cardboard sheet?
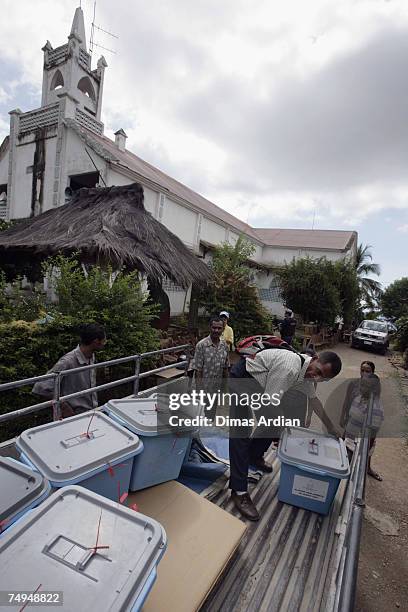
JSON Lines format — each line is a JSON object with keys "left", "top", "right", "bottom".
{"left": 127, "top": 481, "right": 246, "bottom": 612}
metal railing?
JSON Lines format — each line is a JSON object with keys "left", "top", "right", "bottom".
{"left": 0, "top": 344, "right": 192, "bottom": 423}
{"left": 337, "top": 393, "right": 375, "bottom": 612}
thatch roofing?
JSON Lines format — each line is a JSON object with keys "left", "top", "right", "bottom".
{"left": 0, "top": 183, "right": 210, "bottom": 287}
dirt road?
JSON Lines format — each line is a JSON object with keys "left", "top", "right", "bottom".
{"left": 319, "top": 344, "right": 408, "bottom": 611}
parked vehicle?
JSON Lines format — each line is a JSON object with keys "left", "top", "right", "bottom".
{"left": 351, "top": 320, "right": 391, "bottom": 354}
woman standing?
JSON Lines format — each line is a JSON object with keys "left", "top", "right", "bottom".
{"left": 340, "top": 361, "right": 384, "bottom": 481}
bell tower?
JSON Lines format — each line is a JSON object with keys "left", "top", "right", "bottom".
{"left": 41, "top": 7, "right": 107, "bottom": 122}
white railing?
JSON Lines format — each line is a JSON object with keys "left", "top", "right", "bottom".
{"left": 19, "top": 104, "right": 60, "bottom": 134}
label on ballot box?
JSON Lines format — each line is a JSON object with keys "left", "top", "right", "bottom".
{"left": 292, "top": 474, "right": 329, "bottom": 503}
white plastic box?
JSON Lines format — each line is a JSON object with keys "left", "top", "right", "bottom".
{"left": 104, "top": 396, "right": 197, "bottom": 491}
{"left": 0, "top": 486, "right": 167, "bottom": 611}
{"left": 278, "top": 427, "right": 350, "bottom": 515}
{"left": 16, "top": 412, "right": 143, "bottom": 502}
{"left": 0, "top": 457, "right": 50, "bottom": 533}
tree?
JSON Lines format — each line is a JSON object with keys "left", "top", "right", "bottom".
{"left": 275, "top": 257, "right": 359, "bottom": 325}
{"left": 276, "top": 257, "right": 341, "bottom": 325}
{"left": 381, "top": 278, "right": 408, "bottom": 321}
{"left": 355, "top": 244, "right": 382, "bottom": 308}
{"left": 199, "top": 236, "right": 271, "bottom": 339}
{"left": 42, "top": 255, "right": 160, "bottom": 358}
{"left": 331, "top": 259, "right": 360, "bottom": 324}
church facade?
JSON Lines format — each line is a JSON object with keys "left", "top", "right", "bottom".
{"left": 0, "top": 7, "right": 357, "bottom": 316}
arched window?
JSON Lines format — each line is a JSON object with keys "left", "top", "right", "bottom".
{"left": 77, "top": 76, "right": 96, "bottom": 101}
{"left": 50, "top": 69, "right": 64, "bottom": 90}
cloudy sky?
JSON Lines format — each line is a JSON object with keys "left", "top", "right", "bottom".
{"left": 1, "top": 0, "right": 407, "bottom": 287}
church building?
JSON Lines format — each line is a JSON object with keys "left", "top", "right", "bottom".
{"left": 0, "top": 7, "right": 357, "bottom": 316}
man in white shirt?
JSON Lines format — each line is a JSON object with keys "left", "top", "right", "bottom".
{"left": 229, "top": 349, "right": 342, "bottom": 520}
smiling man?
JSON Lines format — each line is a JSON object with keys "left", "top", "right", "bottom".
{"left": 229, "top": 349, "right": 342, "bottom": 521}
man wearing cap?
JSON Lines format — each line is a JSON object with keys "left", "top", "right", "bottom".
{"left": 279, "top": 310, "right": 297, "bottom": 346}
{"left": 220, "top": 311, "right": 235, "bottom": 351}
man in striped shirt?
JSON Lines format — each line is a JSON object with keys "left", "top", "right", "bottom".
{"left": 229, "top": 349, "right": 342, "bottom": 520}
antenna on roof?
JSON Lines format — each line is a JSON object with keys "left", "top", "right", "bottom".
{"left": 89, "top": 1, "right": 118, "bottom": 57}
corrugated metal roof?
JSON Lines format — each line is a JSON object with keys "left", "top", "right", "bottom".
{"left": 74, "top": 124, "right": 356, "bottom": 252}
{"left": 254, "top": 229, "right": 357, "bottom": 251}
{"left": 88, "top": 130, "right": 261, "bottom": 241}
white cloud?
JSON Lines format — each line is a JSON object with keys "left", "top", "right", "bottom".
{"left": 1, "top": 0, "right": 408, "bottom": 237}
{"left": 397, "top": 224, "right": 408, "bottom": 233}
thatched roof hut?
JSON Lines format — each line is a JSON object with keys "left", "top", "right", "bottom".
{"left": 0, "top": 183, "right": 210, "bottom": 287}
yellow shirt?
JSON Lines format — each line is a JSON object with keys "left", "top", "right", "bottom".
{"left": 222, "top": 324, "right": 234, "bottom": 350}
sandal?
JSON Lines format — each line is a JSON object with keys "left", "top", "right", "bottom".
{"left": 368, "top": 469, "right": 383, "bottom": 481}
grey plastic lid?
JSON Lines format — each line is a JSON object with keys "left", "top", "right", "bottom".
{"left": 16, "top": 412, "right": 142, "bottom": 484}
{"left": 106, "top": 395, "right": 199, "bottom": 436}
{"left": 0, "top": 457, "right": 49, "bottom": 524}
{"left": 278, "top": 427, "right": 350, "bottom": 478}
{"left": 0, "top": 486, "right": 166, "bottom": 612}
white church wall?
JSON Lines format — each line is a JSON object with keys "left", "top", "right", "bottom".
{"left": 142, "top": 185, "right": 158, "bottom": 216}
{"left": 261, "top": 300, "right": 286, "bottom": 317}
{"left": 64, "top": 129, "right": 103, "bottom": 178}
{"left": 167, "top": 290, "right": 188, "bottom": 316}
{"left": 161, "top": 197, "right": 197, "bottom": 248}
{"left": 0, "top": 151, "right": 8, "bottom": 184}
{"left": 11, "top": 141, "right": 36, "bottom": 218}
{"left": 42, "top": 136, "right": 58, "bottom": 212}
{"left": 255, "top": 270, "right": 274, "bottom": 289}
{"left": 108, "top": 167, "right": 157, "bottom": 216}
{"left": 201, "top": 217, "right": 227, "bottom": 244}
{"left": 261, "top": 245, "right": 346, "bottom": 266}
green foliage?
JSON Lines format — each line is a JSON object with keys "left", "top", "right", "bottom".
{"left": 276, "top": 257, "right": 359, "bottom": 325}
{"left": 0, "top": 271, "right": 12, "bottom": 322}
{"left": 199, "top": 236, "right": 272, "bottom": 339}
{"left": 355, "top": 243, "right": 382, "bottom": 309}
{"left": 42, "top": 255, "right": 160, "bottom": 359}
{"left": 276, "top": 257, "right": 339, "bottom": 325}
{"left": 381, "top": 278, "right": 408, "bottom": 321}
{"left": 394, "top": 316, "right": 408, "bottom": 352}
{"left": 0, "top": 255, "right": 161, "bottom": 441}
{"left": 0, "top": 219, "right": 13, "bottom": 232}
{"left": 331, "top": 259, "right": 360, "bottom": 324}
{"left": 0, "top": 278, "right": 45, "bottom": 323}
{"left": 0, "top": 319, "right": 76, "bottom": 439}
{"left": 291, "top": 336, "right": 303, "bottom": 352}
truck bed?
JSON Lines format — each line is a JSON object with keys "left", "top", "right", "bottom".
{"left": 200, "top": 446, "right": 358, "bottom": 612}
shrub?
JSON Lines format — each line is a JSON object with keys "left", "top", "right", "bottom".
{"left": 394, "top": 316, "right": 408, "bottom": 352}
{"left": 276, "top": 257, "right": 360, "bottom": 326}
{"left": 381, "top": 278, "right": 408, "bottom": 321}
{"left": 0, "top": 256, "right": 161, "bottom": 442}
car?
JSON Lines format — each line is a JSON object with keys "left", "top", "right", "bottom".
{"left": 351, "top": 320, "right": 391, "bottom": 355}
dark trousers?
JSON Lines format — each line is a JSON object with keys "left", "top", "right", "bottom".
{"left": 228, "top": 368, "right": 276, "bottom": 492}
